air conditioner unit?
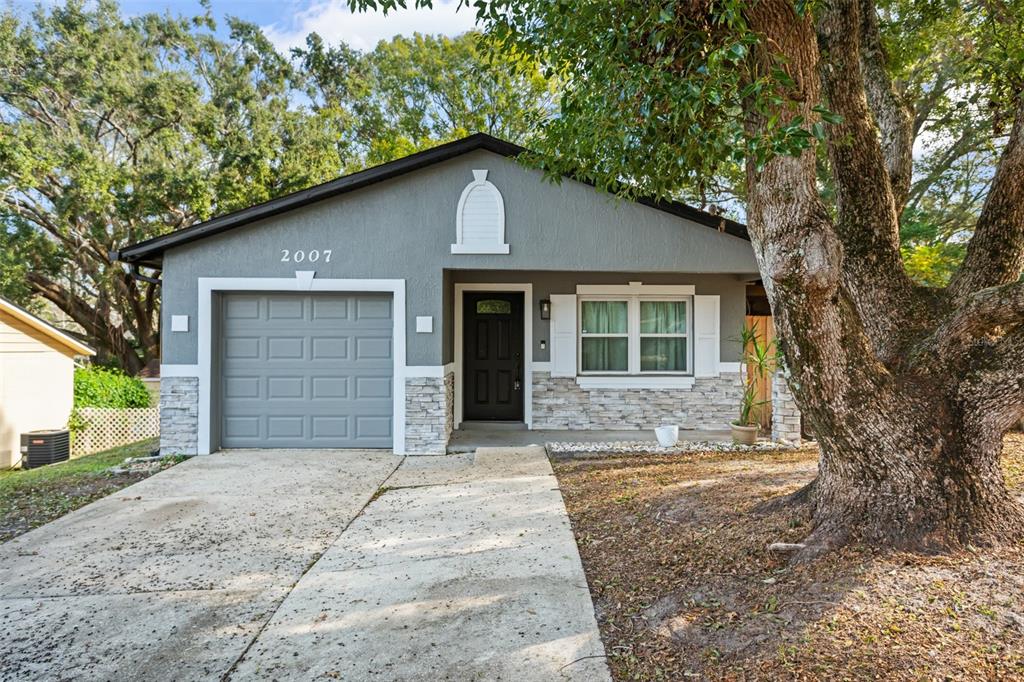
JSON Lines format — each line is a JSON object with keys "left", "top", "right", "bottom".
{"left": 20, "top": 429, "right": 71, "bottom": 469}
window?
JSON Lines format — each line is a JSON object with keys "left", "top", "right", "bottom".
{"left": 640, "top": 300, "right": 688, "bottom": 372}
{"left": 476, "top": 299, "right": 511, "bottom": 315}
{"left": 580, "top": 300, "right": 629, "bottom": 372}
{"left": 579, "top": 296, "right": 691, "bottom": 374}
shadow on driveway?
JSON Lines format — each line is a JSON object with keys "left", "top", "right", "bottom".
{"left": 1, "top": 447, "right": 609, "bottom": 681}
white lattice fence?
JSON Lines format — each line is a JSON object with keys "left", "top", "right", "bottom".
{"left": 72, "top": 407, "right": 160, "bottom": 457}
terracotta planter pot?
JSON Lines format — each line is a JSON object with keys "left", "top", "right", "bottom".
{"left": 730, "top": 423, "right": 758, "bottom": 445}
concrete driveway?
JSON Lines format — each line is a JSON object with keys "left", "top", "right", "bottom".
{"left": 0, "top": 447, "right": 608, "bottom": 681}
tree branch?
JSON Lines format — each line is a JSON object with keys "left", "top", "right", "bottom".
{"left": 911, "top": 68, "right": 950, "bottom": 138}
{"left": 956, "top": 325, "right": 1024, "bottom": 435}
{"left": 816, "top": 0, "right": 919, "bottom": 359}
{"left": 905, "top": 128, "right": 980, "bottom": 212}
{"left": 27, "top": 271, "right": 143, "bottom": 373}
{"left": 949, "top": 95, "right": 1024, "bottom": 299}
{"left": 857, "top": 0, "right": 914, "bottom": 212}
{"left": 934, "top": 281, "right": 1024, "bottom": 356}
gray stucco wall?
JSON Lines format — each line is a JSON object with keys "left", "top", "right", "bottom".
{"left": 160, "top": 149, "right": 757, "bottom": 366}
{"left": 443, "top": 270, "right": 748, "bottom": 365}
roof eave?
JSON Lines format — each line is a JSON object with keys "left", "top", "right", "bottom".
{"left": 0, "top": 298, "right": 96, "bottom": 357}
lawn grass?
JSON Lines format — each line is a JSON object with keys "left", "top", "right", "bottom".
{"left": 0, "top": 438, "right": 171, "bottom": 542}
{"left": 0, "top": 438, "right": 157, "bottom": 489}
{"left": 554, "top": 433, "right": 1024, "bottom": 681}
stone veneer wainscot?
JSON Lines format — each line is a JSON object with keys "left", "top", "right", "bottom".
{"left": 404, "top": 372, "right": 455, "bottom": 454}
{"left": 531, "top": 371, "right": 742, "bottom": 431}
{"left": 160, "top": 376, "right": 199, "bottom": 455}
{"left": 771, "top": 370, "right": 802, "bottom": 443}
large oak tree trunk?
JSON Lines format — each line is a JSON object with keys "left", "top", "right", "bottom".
{"left": 744, "top": 0, "right": 1024, "bottom": 554}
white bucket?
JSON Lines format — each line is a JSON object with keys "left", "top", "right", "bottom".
{"left": 654, "top": 425, "right": 679, "bottom": 448}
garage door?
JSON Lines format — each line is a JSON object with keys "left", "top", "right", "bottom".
{"left": 218, "top": 293, "right": 393, "bottom": 449}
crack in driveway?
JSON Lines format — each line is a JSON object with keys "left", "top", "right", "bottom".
{"left": 0, "top": 448, "right": 608, "bottom": 681}
{"left": 220, "top": 455, "right": 405, "bottom": 681}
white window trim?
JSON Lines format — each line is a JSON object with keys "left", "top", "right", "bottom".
{"left": 577, "top": 282, "right": 695, "bottom": 296}
{"left": 576, "top": 376, "right": 696, "bottom": 390}
{"left": 576, "top": 286, "right": 693, "bottom": 377}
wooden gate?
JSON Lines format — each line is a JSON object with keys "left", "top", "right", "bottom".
{"left": 744, "top": 315, "right": 775, "bottom": 430}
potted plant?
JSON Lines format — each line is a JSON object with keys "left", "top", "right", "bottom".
{"left": 731, "top": 321, "right": 777, "bottom": 445}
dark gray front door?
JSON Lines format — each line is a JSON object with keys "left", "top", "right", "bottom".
{"left": 463, "top": 292, "right": 524, "bottom": 421}
{"left": 218, "top": 293, "right": 393, "bottom": 449}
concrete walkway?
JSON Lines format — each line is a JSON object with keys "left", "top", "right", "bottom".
{"left": 0, "top": 447, "right": 608, "bottom": 681}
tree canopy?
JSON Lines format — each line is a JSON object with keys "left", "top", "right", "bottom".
{"left": 0, "top": 0, "right": 1016, "bottom": 375}
{"left": 0, "top": 1, "right": 555, "bottom": 371}
{"left": 295, "top": 30, "right": 557, "bottom": 165}
{"left": 0, "top": 1, "right": 344, "bottom": 370}
{"left": 350, "top": 0, "right": 1024, "bottom": 551}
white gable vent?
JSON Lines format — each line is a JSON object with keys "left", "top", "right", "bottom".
{"left": 451, "top": 169, "right": 509, "bottom": 254}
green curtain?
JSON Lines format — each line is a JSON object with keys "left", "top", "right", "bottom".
{"left": 581, "top": 301, "right": 628, "bottom": 333}
{"left": 641, "top": 338, "right": 687, "bottom": 371}
{"left": 582, "top": 337, "right": 628, "bottom": 371}
{"left": 640, "top": 301, "right": 686, "bottom": 333}
{"left": 581, "top": 301, "right": 628, "bottom": 371}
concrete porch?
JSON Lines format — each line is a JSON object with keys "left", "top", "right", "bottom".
{"left": 447, "top": 421, "right": 733, "bottom": 453}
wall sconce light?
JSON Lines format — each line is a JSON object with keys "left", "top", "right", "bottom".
{"left": 539, "top": 299, "right": 551, "bottom": 320}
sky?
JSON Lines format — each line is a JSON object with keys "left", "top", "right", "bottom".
{"left": 14, "top": 0, "right": 479, "bottom": 53}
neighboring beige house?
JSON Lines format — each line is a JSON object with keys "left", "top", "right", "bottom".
{"left": 0, "top": 297, "right": 94, "bottom": 468}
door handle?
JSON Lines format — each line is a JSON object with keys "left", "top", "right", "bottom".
{"left": 514, "top": 353, "right": 522, "bottom": 391}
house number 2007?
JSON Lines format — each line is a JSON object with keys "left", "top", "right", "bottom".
{"left": 280, "top": 249, "right": 332, "bottom": 263}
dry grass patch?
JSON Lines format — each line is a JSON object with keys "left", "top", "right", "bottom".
{"left": 554, "top": 433, "right": 1024, "bottom": 680}
{"left": 0, "top": 438, "right": 178, "bottom": 542}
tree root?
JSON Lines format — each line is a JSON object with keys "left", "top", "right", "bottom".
{"left": 752, "top": 477, "right": 817, "bottom": 516}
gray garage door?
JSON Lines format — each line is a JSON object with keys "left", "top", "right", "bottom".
{"left": 218, "top": 293, "right": 393, "bottom": 449}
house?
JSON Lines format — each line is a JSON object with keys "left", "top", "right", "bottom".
{"left": 0, "top": 297, "right": 95, "bottom": 467}
{"left": 114, "top": 134, "right": 777, "bottom": 456}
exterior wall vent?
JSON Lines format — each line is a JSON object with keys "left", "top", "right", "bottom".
{"left": 451, "top": 169, "right": 510, "bottom": 254}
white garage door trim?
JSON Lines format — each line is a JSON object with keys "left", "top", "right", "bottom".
{"left": 197, "top": 276, "right": 407, "bottom": 456}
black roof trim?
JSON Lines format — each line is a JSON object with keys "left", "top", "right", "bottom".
{"left": 114, "top": 133, "right": 748, "bottom": 268}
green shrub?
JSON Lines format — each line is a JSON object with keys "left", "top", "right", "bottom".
{"left": 73, "top": 366, "right": 151, "bottom": 409}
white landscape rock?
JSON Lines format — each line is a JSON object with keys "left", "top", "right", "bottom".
{"left": 546, "top": 438, "right": 803, "bottom": 457}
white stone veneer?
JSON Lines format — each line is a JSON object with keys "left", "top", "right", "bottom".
{"left": 404, "top": 372, "right": 454, "bottom": 454}
{"left": 160, "top": 376, "right": 199, "bottom": 455}
{"left": 771, "top": 370, "right": 802, "bottom": 443}
{"left": 531, "top": 371, "right": 742, "bottom": 431}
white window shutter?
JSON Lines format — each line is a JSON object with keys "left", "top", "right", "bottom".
{"left": 693, "top": 295, "right": 720, "bottom": 377}
{"left": 549, "top": 294, "right": 578, "bottom": 377}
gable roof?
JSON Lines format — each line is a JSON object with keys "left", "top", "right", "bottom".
{"left": 113, "top": 133, "right": 749, "bottom": 268}
{"left": 0, "top": 297, "right": 95, "bottom": 357}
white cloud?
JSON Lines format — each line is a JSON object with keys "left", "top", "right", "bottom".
{"left": 263, "top": 0, "right": 478, "bottom": 54}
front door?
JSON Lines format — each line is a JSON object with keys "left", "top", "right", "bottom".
{"left": 463, "top": 292, "right": 524, "bottom": 421}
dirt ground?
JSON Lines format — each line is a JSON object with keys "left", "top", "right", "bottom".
{"left": 0, "top": 438, "right": 176, "bottom": 543}
{"left": 554, "top": 433, "right": 1024, "bottom": 680}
